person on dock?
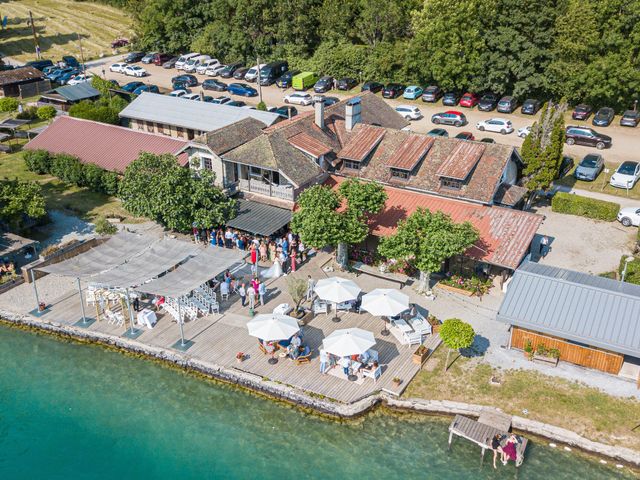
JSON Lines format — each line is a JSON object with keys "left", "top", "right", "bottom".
{"left": 238, "top": 283, "right": 247, "bottom": 307}
{"left": 257, "top": 280, "right": 266, "bottom": 306}
{"left": 306, "top": 275, "right": 315, "bottom": 302}
{"left": 491, "top": 434, "right": 504, "bottom": 469}
{"left": 501, "top": 435, "right": 518, "bottom": 465}
{"left": 247, "top": 284, "right": 256, "bottom": 310}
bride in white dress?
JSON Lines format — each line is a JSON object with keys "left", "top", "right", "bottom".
{"left": 261, "top": 257, "right": 283, "bottom": 279}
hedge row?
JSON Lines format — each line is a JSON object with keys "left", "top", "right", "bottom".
{"left": 23, "top": 149, "right": 119, "bottom": 196}
{"left": 551, "top": 192, "right": 620, "bottom": 221}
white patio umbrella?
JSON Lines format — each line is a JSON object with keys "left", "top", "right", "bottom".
{"left": 314, "top": 277, "right": 361, "bottom": 322}
{"left": 322, "top": 328, "right": 376, "bottom": 357}
{"left": 361, "top": 288, "right": 409, "bottom": 336}
{"left": 246, "top": 314, "right": 300, "bottom": 342}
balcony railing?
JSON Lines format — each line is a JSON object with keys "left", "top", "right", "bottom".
{"left": 238, "top": 179, "right": 294, "bottom": 201}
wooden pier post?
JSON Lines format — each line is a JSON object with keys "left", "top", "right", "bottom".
{"left": 448, "top": 430, "right": 453, "bottom": 452}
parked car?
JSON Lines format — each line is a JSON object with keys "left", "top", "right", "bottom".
{"left": 431, "top": 110, "right": 467, "bottom": 127}
{"left": 233, "top": 67, "right": 250, "bottom": 80}
{"left": 592, "top": 107, "right": 615, "bottom": 127}
{"left": 476, "top": 117, "right": 513, "bottom": 134}
{"left": 382, "top": 84, "right": 405, "bottom": 99}
{"left": 244, "top": 64, "right": 266, "bottom": 82}
{"left": 454, "top": 132, "right": 475, "bottom": 141}
{"left": 558, "top": 155, "right": 575, "bottom": 178}
{"left": 478, "top": 93, "right": 499, "bottom": 112}
{"left": 121, "top": 81, "right": 145, "bottom": 93}
{"left": 201, "top": 96, "right": 215, "bottom": 103}
{"left": 260, "top": 61, "right": 289, "bottom": 86}
{"left": 211, "top": 96, "right": 231, "bottom": 105}
{"left": 132, "top": 84, "right": 159, "bottom": 95}
{"left": 141, "top": 52, "right": 157, "bottom": 64}
{"left": 184, "top": 55, "right": 212, "bottom": 73}
{"left": 26, "top": 59, "right": 54, "bottom": 71}
{"left": 196, "top": 59, "right": 220, "bottom": 75}
{"left": 227, "top": 100, "right": 246, "bottom": 107}
{"left": 123, "top": 65, "right": 147, "bottom": 77}
{"left": 49, "top": 67, "right": 76, "bottom": 81}
{"left": 162, "top": 57, "right": 179, "bottom": 69}
{"left": 459, "top": 92, "right": 479, "bottom": 108}
{"left": 572, "top": 104, "right": 593, "bottom": 121}
{"left": 67, "top": 74, "right": 92, "bottom": 85}
{"left": 314, "top": 76, "right": 334, "bottom": 94}
{"left": 610, "top": 161, "right": 640, "bottom": 189}
{"left": 269, "top": 106, "right": 298, "bottom": 118}
{"left": 617, "top": 207, "right": 640, "bottom": 227}
{"left": 58, "top": 70, "right": 80, "bottom": 85}
{"left": 108, "top": 79, "right": 120, "bottom": 88}
{"left": 182, "top": 93, "right": 201, "bottom": 101}
{"left": 171, "top": 74, "right": 197, "bottom": 86}
{"left": 402, "top": 86, "right": 423, "bottom": 100}
{"left": 154, "top": 53, "right": 173, "bottom": 66}
{"left": 521, "top": 98, "right": 541, "bottom": 115}
{"left": 275, "top": 69, "right": 300, "bottom": 88}
{"left": 396, "top": 105, "right": 423, "bottom": 120}
{"left": 284, "top": 93, "right": 313, "bottom": 106}
{"left": 427, "top": 128, "right": 449, "bottom": 137}
{"left": 172, "top": 80, "right": 190, "bottom": 91}
{"left": 565, "top": 126, "right": 612, "bottom": 149}
{"left": 361, "top": 81, "right": 384, "bottom": 93}
{"left": 109, "top": 63, "right": 126, "bottom": 73}
{"left": 202, "top": 79, "right": 227, "bottom": 91}
{"left": 175, "top": 53, "right": 200, "bottom": 70}
{"left": 442, "top": 91, "right": 461, "bottom": 106}
{"left": 205, "top": 64, "right": 227, "bottom": 77}
{"left": 43, "top": 66, "right": 59, "bottom": 76}
{"left": 169, "top": 89, "right": 190, "bottom": 97}
{"left": 620, "top": 110, "right": 640, "bottom": 128}
{"left": 227, "top": 83, "right": 258, "bottom": 96}
{"left": 421, "top": 85, "right": 442, "bottom": 103}
{"left": 517, "top": 125, "right": 531, "bottom": 138}
{"left": 323, "top": 96, "right": 340, "bottom": 106}
{"left": 497, "top": 96, "right": 517, "bottom": 113}
{"left": 61, "top": 56, "right": 80, "bottom": 68}
{"left": 220, "top": 62, "right": 244, "bottom": 78}
{"left": 337, "top": 78, "right": 358, "bottom": 91}
{"left": 124, "top": 52, "right": 145, "bottom": 63}
{"left": 479, "top": 137, "right": 495, "bottom": 144}
{"left": 293, "top": 72, "right": 319, "bottom": 91}
{"left": 574, "top": 153, "right": 604, "bottom": 181}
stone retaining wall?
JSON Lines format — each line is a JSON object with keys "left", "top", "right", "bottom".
{"left": 1, "top": 308, "right": 638, "bottom": 467}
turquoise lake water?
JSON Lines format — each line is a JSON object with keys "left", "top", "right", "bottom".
{"left": 0, "top": 325, "right": 634, "bottom": 479}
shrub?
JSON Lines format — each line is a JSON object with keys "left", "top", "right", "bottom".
{"left": 16, "top": 105, "right": 38, "bottom": 120}
{"left": 69, "top": 100, "right": 120, "bottom": 125}
{"left": 23, "top": 149, "right": 51, "bottom": 174}
{"left": 94, "top": 216, "right": 118, "bottom": 235}
{"left": 82, "top": 163, "right": 105, "bottom": 190}
{"left": 551, "top": 192, "right": 619, "bottom": 221}
{"left": 256, "top": 101, "right": 267, "bottom": 111}
{"left": 619, "top": 255, "right": 640, "bottom": 286}
{"left": 36, "top": 105, "right": 57, "bottom": 121}
{"left": 51, "top": 153, "right": 84, "bottom": 185}
{"left": 0, "top": 97, "right": 19, "bottom": 112}
{"left": 101, "top": 171, "right": 120, "bottom": 196}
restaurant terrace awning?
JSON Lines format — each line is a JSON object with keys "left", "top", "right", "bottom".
{"left": 226, "top": 199, "right": 292, "bottom": 236}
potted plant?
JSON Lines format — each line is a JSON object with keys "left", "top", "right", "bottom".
{"left": 523, "top": 339, "right": 534, "bottom": 360}
{"left": 286, "top": 277, "right": 309, "bottom": 322}
{"left": 236, "top": 352, "right": 245, "bottom": 363}
{"left": 412, "top": 344, "right": 429, "bottom": 365}
{"left": 533, "top": 343, "right": 560, "bottom": 366}
{"left": 392, "top": 377, "right": 402, "bottom": 387}
{"left": 427, "top": 314, "right": 441, "bottom": 334}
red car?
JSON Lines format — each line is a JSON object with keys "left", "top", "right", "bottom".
{"left": 459, "top": 92, "right": 479, "bottom": 108}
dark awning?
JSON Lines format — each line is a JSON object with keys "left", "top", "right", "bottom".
{"left": 227, "top": 199, "right": 292, "bottom": 236}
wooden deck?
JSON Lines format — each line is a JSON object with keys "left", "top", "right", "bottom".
{"left": 30, "top": 282, "right": 436, "bottom": 404}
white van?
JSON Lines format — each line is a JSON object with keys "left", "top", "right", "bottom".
{"left": 244, "top": 64, "right": 266, "bottom": 82}
{"left": 184, "top": 55, "right": 211, "bottom": 73}
{"left": 196, "top": 58, "right": 221, "bottom": 75}
{"left": 175, "top": 52, "right": 200, "bottom": 70}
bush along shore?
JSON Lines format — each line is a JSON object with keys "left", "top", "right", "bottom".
{"left": 1, "top": 309, "right": 639, "bottom": 468}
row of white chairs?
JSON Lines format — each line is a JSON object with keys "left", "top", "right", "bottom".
{"left": 104, "top": 309, "right": 124, "bottom": 327}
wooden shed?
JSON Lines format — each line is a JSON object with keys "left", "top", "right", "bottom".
{"left": 0, "top": 67, "right": 46, "bottom": 97}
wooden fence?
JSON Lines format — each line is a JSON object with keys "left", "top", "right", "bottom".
{"left": 510, "top": 327, "right": 624, "bottom": 374}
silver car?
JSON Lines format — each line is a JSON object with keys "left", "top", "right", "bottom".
{"left": 574, "top": 153, "right": 604, "bottom": 181}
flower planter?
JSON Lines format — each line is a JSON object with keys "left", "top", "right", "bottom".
{"left": 435, "top": 283, "right": 475, "bottom": 297}
{"left": 412, "top": 346, "right": 430, "bottom": 365}
{"left": 533, "top": 353, "right": 559, "bottom": 367}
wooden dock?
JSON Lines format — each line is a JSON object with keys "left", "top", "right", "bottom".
{"left": 448, "top": 409, "right": 528, "bottom": 467}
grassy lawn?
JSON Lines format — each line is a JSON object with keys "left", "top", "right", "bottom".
{"left": 405, "top": 347, "right": 640, "bottom": 451}
{"left": 555, "top": 162, "right": 640, "bottom": 201}
{"left": 0, "top": 148, "right": 139, "bottom": 222}
{"left": 0, "top": 0, "right": 132, "bottom": 63}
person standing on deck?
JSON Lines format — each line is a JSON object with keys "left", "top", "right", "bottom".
{"left": 306, "top": 275, "right": 315, "bottom": 302}
{"left": 238, "top": 283, "right": 247, "bottom": 307}
{"left": 247, "top": 284, "right": 256, "bottom": 310}
{"left": 257, "top": 280, "right": 266, "bottom": 306}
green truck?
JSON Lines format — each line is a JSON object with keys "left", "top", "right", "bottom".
{"left": 292, "top": 72, "right": 319, "bottom": 91}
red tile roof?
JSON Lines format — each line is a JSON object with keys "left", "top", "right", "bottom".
{"left": 336, "top": 125, "right": 386, "bottom": 161}
{"left": 436, "top": 142, "right": 486, "bottom": 180}
{"left": 25, "top": 116, "right": 188, "bottom": 173}
{"left": 386, "top": 134, "right": 434, "bottom": 171}
{"left": 325, "top": 175, "right": 542, "bottom": 269}
{"left": 288, "top": 132, "right": 332, "bottom": 158}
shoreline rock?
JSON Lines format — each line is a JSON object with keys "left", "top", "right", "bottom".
{"left": 1, "top": 308, "right": 639, "bottom": 467}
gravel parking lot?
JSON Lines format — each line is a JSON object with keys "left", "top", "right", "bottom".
{"left": 88, "top": 58, "right": 640, "bottom": 168}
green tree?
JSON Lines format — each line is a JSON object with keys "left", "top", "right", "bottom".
{"left": 82, "top": 163, "right": 106, "bottom": 191}
{"left": 51, "top": 154, "right": 84, "bottom": 185}
{"left": 521, "top": 101, "right": 566, "bottom": 193}
{"left": 36, "top": 106, "right": 57, "bottom": 121}
{"left": 94, "top": 216, "right": 118, "bottom": 235}
{"left": 23, "top": 149, "right": 51, "bottom": 174}
{"left": 0, "top": 97, "right": 19, "bottom": 112}
{"left": 378, "top": 208, "right": 479, "bottom": 294}
{"left": 0, "top": 179, "right": 46, "bottom": 230}
{"left": 439, "top": 318, "right": 475, "bottom": 372}
{"left": 291, "top": 179, "right": 386, "bottom": 269}
{"left": 101, "top": 171, "right": 120, "bottom": 196}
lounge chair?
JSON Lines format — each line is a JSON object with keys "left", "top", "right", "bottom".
{"left": 295, "top": 350, "right": 312, "bottom": 365}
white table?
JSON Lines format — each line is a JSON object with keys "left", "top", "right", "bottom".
{"left": 273, "top": 303, "right": 293, "bottom": 315}
{"left": 136, "top": 309, "right": 157, "bottom": 329}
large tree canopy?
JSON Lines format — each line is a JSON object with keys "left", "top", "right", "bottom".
{"left": 0, "top": 179, "right": 46, "bottom": 230}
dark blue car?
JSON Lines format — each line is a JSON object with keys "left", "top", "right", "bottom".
{"left": 227, "top": 83, "right": 258, "bottom": 97}
{"left": 171, "top": 74, "right": 198, "bottom": 87}
{"left": 132, "top": 84, "right": 160, "bottom": 95}
{"left": 47, "top": 67, "right": 74, "bottom": 82}
{"left": 58, "top": 70, "right": 80, "bottom": 85}
{"left": 121, "top": 81, "right": 145, "bottom": 93}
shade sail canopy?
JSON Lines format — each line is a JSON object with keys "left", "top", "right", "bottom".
{"left": 361, "top": 289, "right": 409, "bottom": 317}
{"left": 314, "top": 277, "right": 361, "bottom": 304}
{"left": 36, "top": 232, "right": 157, "bottom": 279}
{"left": 226, "top": 199, "right": 292, "bottom": 236}
{"left": 322, "top": 328, "right": 376, "bottom": 357}
{"left": 246, "top": 314, "right": 300, "bottom": 341}
{"left": 136, "top": 247, "right": 247, "bottom": 298}
{"left": 89, "top": 238, "right": 200, "bottom": 288}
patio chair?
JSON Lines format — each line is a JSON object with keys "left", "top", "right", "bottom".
{"left": 295, "top": 350, "right": 312, "bottom": 365}
{"left": 313, "top": 299, "right": 329, "bottom": 315}
{"left": 362, "top": 364, "right": 382, "bottom": 382}
{"left": 220, "top": 282, "right": 229, "bottom": 301}
{"left": 210, "top": 300, "right": 220, "bottom": 314}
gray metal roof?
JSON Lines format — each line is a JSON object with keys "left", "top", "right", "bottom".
{"left": 226, "top": 199, "right": 292, "bottom": 236}
{"left": 497, "top": 261, "right": 640, "bottom": 357}
{"left": 119, "top": 92, "right": 281, "bottom": 132}
{"left": 53, "top": 83, "right": 100, "bottom": 102}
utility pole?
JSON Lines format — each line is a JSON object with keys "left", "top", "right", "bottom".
{"left": 28, "top": 11, "right": 41, "bottom": 59}
{"left": 256, "top": 56, "right": 263, "bottom": 104}
{"left": 77, "top": 33, "right": 86, "bottom": 73}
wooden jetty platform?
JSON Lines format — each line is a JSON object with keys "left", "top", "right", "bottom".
{"left": 448, "top": 408, "right": 528, "bottom": 467}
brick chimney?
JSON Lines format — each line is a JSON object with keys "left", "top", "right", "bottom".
{"left": 345, "top": 97, "right": 362, "bottom": 131}
{"left": 314, "top": 95, "right": 325, "bottom": 129}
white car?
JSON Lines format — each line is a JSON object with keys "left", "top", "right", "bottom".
{"left": 67, "top": 74, "right": 91, "bottom": 85}
{"left": 244, "top": 64, "right": 266, "bottom": 82}
{"left": 517, "top": 125, "right": 531, "bottom": 138}
{"left": 395, "top": 105, "right": 423, "bottom": 121}
{"left": 123, "top": 65, "right": 147, "bottom": 77}
{"left": 182, "top": 93, "right": 201, "bottom": 101}
{"left": 205, "top": 64, "right": 227, "bottom": 76}
{"left": 169, "top": 89, "right": 190, "bottom": 97}
{"left": 109, "top": 63, "right": 126, "bottom": 73}
{"left": 610, "top": 161, "right": 640, "bottom": 189}
{"left": 284, "top": 93, "right": 313, "bottom": 106}
{"left": 476, "top": 117, "right": 514, "bottom": 134}
{"left": 196, "top": 59, "right": 220, "bottom": 75}
{"left": 617, "top": 207, "right": 640, "bottom": 227}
